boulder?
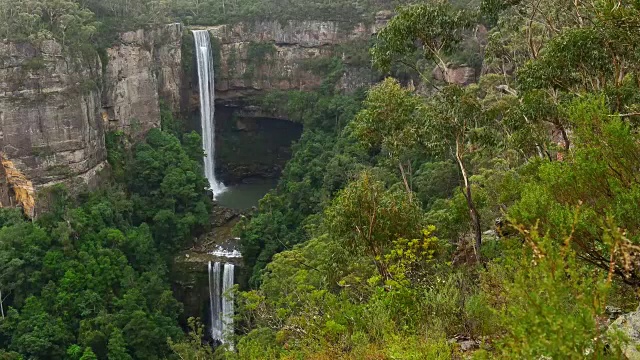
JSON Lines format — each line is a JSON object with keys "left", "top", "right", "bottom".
{"left": 608, "top": 307, "right": 640, "bottom": 360}
{"left": 432, "top": 64, "right": 476, "bottom": 85}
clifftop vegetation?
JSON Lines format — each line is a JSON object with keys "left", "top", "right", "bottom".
{"left": 0, "top": 0, "right": 416, "bottom": 50}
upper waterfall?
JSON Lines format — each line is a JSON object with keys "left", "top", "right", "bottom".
{"left": 192, "top": 30, "right": 226, "bottom": 196}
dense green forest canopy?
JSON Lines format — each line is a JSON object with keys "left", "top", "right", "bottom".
{"left": 0, "top": 125, "right": 213, "bottom": 359}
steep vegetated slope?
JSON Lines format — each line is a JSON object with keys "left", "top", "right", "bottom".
{"left": 200, "top": 0, "right": 640, "bottom": 359}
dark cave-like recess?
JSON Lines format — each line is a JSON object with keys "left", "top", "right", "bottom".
{"left": 214, "top": 105, "right": 303, "bottom": 185}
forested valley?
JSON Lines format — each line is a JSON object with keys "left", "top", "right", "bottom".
{"left": 2, "top": 0, "right": 640, "bottom": 359}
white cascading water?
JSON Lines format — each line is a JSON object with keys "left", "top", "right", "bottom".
{"left": 208, "top": 261, "right": 223, "bottom": 341}
{"left": 192, "top": 30, "right": 225, "bottom": 196}
{"left": 222, "top": 263, "right": 235, "bottom": 349}
{"left": 208, "top": 261, "right": 235, "bottom": 346}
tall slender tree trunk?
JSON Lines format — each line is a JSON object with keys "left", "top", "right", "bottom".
{"left": 398, "top": 161, "right": 413, "bottom": 203}
{"left": 0, "top": 289, "right": 4, "bottom": 319}
{"left": 455, "top": 137, "right": 482, "bottom": 261}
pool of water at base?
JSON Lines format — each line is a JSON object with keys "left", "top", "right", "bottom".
{"left": 214, "top": 179, "right": 278, "bottom": 210}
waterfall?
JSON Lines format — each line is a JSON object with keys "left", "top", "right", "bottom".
{"left": 208, "top": 261, "right": 222, "bottom": 341}
{"left": 192, "top": 30, "right": 225, "bottom": 196}
{"left": 222, "top": 263, "right": 235, "bottom": 348}
{"left": 208, "top": 261, "right": 235, "bottom": 346}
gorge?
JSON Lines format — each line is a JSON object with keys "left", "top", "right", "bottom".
{"left": 0, "top": 18, "right": 382, "bottom": 212}
{"left": 4, "top": 0, "right": 640, "bottom": 358}
{"left": 0, "top": 18, "right": 379, "bottom": 347}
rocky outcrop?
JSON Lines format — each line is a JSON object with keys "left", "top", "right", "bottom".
{"left": 102, "top": 23, "right": 184, "bottom": 138}
{"left": 0, "top": 25, "right": 185, "bottom": 211}
{"left": 609, "top": 307, "right": 640, "bottom": 359}
{"left": 432, "top": 63, "right": 477, "bottom": 86}
{"left": 0, "top": 154, "right": 36, "bottom": 217}
{"left": 0, "top": 40, "right": 107, "bottom": 196}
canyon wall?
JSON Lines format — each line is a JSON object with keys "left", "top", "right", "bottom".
{"left": 102, "top": 23, "right": 184, "bottom": 138}
{"left": 189, "top": 17, "right": 389, "bottom": 183}
{"left": 0, "top": 24, "right": 185, "bottom": 214}
{"left": 0, "top": 18, "right": 384, "bottom": 210}
{"left": 0, "top": 40, "right": 107, "bottom": 198}
{"left": 195, "top": 15, "right": 389, "bottom": 106}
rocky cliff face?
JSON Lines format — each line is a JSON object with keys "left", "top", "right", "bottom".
{"left": 194, "top": 15, "right": 389, "bottom": 106}
{"left": 0, "top": 25, "right": 185, "bottom": 214}
{"left": 0, "top": 18, "right": 382, "bottom": 210}
{"left": 0, "top": 40, "right": 107, "bottom": 200}
{"left": 102, "top": 23, "right": 184, "bottom": 138}
{"left": 188, "top": 17, "right": 388, "bottom": 184}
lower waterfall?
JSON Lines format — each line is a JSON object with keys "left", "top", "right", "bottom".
{"left": 208, "top": 261, "right": 235, "bottom": 346}
{"left": 222, "top": 263, "right": 235, "bottom": 350}
{"left": 208, "top": 262, "right": 222, "bottom": 341}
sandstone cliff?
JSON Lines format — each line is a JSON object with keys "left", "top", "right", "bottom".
{"left": 195, "top": 16, "right": 389, "bottom": 105}
{"left": 0, "top": 40, "right": 107, "bottom": 196}
{"left": 0, "top": 154, "right": 36, "bottom": 218}
{"left": 0, "top": 24, "right": 185, "bottom": 214}
{"left": 0, "top": 18, "right": 383, "bottom": 211}
{"left": 102, "top": 23, "right": 184, "bottom": 138}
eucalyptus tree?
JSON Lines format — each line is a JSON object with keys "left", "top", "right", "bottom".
{"left": 352, "top": 78, "right": 426, "bottom": 202}
{"left": 517, "top": 1, "right": 640, "bottom": 108}
{"left": 371, "top": 2, "right": 475, "bottom": 80}
{"left": 365, "top": 2, "right": 493, "bottom": 258}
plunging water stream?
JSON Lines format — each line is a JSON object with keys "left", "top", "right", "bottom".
{"left": 193, "top": 30, "right": 225, "bottom": 196}
{"left": 208, "top": 261, "right": 235, "bottom": 346}
{"left": 208, "top": 261, "right": 222, "bottom": 341}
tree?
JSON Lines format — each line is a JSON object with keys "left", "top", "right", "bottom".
{"left": 167, "top": 318, "right": 213, "bottom": 360}
{"left": 509, "top": 96, "right": 640, "bottom": 286}
{"left": 368, "top": 3, "right": 491, "bottom": 258}
{"left": 79, "top": 347, "right": 98, "bottom": 360}
{"left": 107, "top": 329, "right": 132, "bottom": 360}
{"left": 352, "top": 78, "right": 427, "bottom": 201}
{"left": 0, "top": 0, "right": 97, "bottom": 46}
{"left": 127, "top": 129, "right": 211, "bottom": 251}
{"left": 371, "top": 2, "right": 474, "bottom": 78}
{"left": 7, "top": 297, "right": 73, "bottom": 359}
{"left": 352, "top": 78, "right": 488, "bottom": 259}
{"left": 426, "top": 85, "right": 486, "bottom": 259}
{"left": 325, "top": 171, "right": 423, "bottom": 281}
